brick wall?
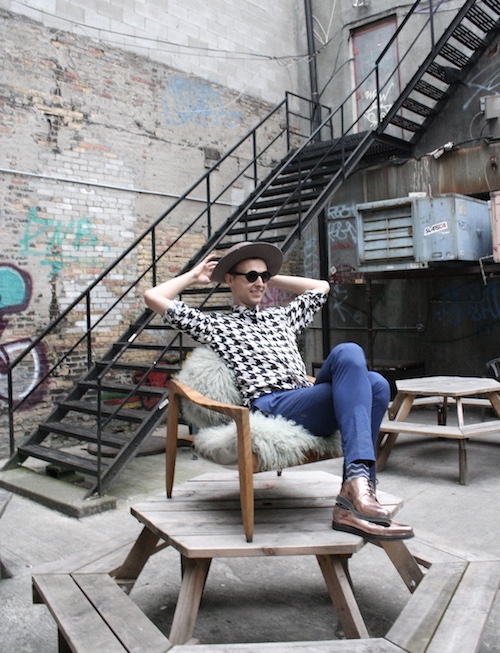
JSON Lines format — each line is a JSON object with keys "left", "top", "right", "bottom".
{"left": 0, "top": 8, "right": 289, "bottom": 456}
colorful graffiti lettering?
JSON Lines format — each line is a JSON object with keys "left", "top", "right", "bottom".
{"left": 163, "top": 76, "right": 243, "bottom": 127}
{"left": 0, "top": 263, "right": 49, "bottom": 407}
{"left": 20, "top": 206, "right": 100, "bottom": 278}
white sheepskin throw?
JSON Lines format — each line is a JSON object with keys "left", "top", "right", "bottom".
{"left": 177, "top": 347, "right": 243, "bottom": 427}
{"left": 176, "top": 347, "right": 342, "bottom": 469}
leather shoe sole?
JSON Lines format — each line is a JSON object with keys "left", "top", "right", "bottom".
{"left": 332, "top": 504, "right": 414, "bottom": 541}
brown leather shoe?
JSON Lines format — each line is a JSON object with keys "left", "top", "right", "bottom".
{"left": 332, "top": 504, "right": 414, "bottom": 541}
{"left": 336, "top": 477, "right": 391, "bottom": 525}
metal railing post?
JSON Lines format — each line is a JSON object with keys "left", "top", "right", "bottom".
{"left": 96, "top": 376, "right": 102, "bottom": 496}
{"left": 252, "top": 130, "right": 258, "bottom": 188}
{"left": 285, "top": 92, "right": 291, "bottom": 151}
{"left": 429, "top": 0, "right": 435, "bottom": 50}
{"left": 151, "top": 226, "right": 157, "bottom": 288}
{"left": 206, "top": 175, "right": 212, "bottom": 238}
{"left": 7, "top": 370, "right": 14, "bottom": 457}
{"left": 376, "top": 65, "right": 381, "bottom": 126}
{"left": 85, "top": 292, "right": 92, "bottom": 369}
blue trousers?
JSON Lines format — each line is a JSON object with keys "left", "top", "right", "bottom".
{"left": 251, "top": 343, "right": 390, "bottom": 481}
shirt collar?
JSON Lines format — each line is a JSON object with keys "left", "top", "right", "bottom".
{"left": 231, "top": 304, "right": 261, "bottom": 319}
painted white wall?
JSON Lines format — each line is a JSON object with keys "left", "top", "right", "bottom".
{"left": 0, "top": 0, "right": 306, "bottom": 104}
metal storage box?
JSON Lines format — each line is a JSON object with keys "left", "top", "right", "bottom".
{"left": 355, "top": 194, "right": 492, "bottom": 272}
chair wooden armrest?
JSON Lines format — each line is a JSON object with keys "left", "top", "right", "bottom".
{"left": 170, "top": 377, "right": 247, "bottom": 421}
{"left": 166, "top": 377, "right": 255, "bottom": 542}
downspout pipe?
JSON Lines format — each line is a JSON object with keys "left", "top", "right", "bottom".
{"left": 304, "top": 0, "right": 321, "bottom": 139}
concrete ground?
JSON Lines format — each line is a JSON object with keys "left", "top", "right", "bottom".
{"left": 1, "top": 406, "right": 500, "bottom": 652}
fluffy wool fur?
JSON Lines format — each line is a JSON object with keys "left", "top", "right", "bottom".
{"left": 176, "top": 347, "right": 342, "bottom": 469}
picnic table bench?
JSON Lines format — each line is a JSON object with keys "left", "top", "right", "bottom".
{"left": 32, "top": 572, "right": 173, "bottom": 653}
{"left": 31, "top": 472, "right": 500, "bottom": 653}
{"left": 32, "top": 553, "right": 500, "bottom": 653}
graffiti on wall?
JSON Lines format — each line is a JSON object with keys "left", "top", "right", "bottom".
{"left": 433, "top": 279, "right": 500, "bottom": 327}
{"left": 0, "top": 263, "right": 49, "bottom": 407}
{"left": 463, "top": 57, "right": 500, "bottom": 112}
{"left": 163, "top": 76, "right": 244, "bottom": 127}
{"left": 19, "top": 206, "right": 102, "bottom": 278}
{"left": 327, "top": 204, "right": 360, "bottom": 284}
{"left": 325, "top": 207, "right": 365, "bottom": 325}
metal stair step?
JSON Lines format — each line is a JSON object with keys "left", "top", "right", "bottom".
{"left": 427, "top": 61, "right": 460, "bottom": 84}
{"left": 112, "top": 341, "right": 170, "bottom": 351}
{"left": 414, "top": 79, "right": 446, "bottom": 102}
{"left": 401, "top": 97, "right": 435, "bottom": 118}
{"left": 78, "top": 380, "right": 166, "bottom": 396}
{"left": 41, "top": 421, "right": 127, "bottom": 448}
{"left": 244, "top": 205, "right": 307, "bottom": 221}
{"left": 17, "top": 444, "right": 105, "bottom": 476}
{"left": 60, "top": 400, "right": 149, "bottom": 423}
{"left": 452, "top": 24, "right": 485, "bottom": 50}
{"left": 439, "top": 42, "right": 470, "bottom": 68}
{"left": 468, "top": 3, "right": 499, "bottom": 33}
{"left": 484, "top": 0, "right": 500, "bottom": 12}
{"left": 228, "top": 220, "right": 299, "bottom": 236}
{"left": 259, "top": 182, "right": 322, "bottom": 200}
{"left": 389, "top": 114, "right": 422, "bottom": 133}
{"left": 97, "top": 360, "right": 179, "bottom": 373}
{"left": 250, "top": 194, "right": 317, "bottom": 212}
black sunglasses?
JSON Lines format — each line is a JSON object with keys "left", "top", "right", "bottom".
{"left": 230, "top": 270, "right": 272, "bottom": 283}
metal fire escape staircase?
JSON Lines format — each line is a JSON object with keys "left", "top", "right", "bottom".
{"left": 3, "top": 0, "right": 500, "bottom": 498}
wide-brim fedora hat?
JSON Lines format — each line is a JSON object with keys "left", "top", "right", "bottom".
{"left": 211, "top": 241, "right": 283, "bottom": 283}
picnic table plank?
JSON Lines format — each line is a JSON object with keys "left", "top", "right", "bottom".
{"left": 385, "top": 562, "right": 466, "bottom": 653}
{"left": 33, "top": 574, "right": 127, "bottom": 653}
{"left": 73, "top": 572, "right": 171, "bottom": 653}
{"left": 426, "top": 560, "right": 500, "bottom": 653}
{"left": 164, "top": 529, "right": 365, "bottom": 559}
{"left": 169, "top": 639, "right": 402, "bottom": 652}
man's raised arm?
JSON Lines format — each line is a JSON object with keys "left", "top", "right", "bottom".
{"left": 144, "top": 255, "right": 217, "bottom": 315}
{"left": 268, "top": 274, "right": 330, "bottom": 296}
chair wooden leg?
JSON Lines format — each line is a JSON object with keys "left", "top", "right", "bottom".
{"left": 166, "top": 384, "right": 181, "bottom": 498}
{"left": 235, "top": 411, "right": 255, "bottom": 542}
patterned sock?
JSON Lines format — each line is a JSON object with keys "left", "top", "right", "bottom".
{"left": 344, "top": 460, "right": 371, "bottom": 482}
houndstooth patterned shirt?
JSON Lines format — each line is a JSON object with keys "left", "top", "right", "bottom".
{"left": 163, "top": 289, "right": 328, "bottom": 407}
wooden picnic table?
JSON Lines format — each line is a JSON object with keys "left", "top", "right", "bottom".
{"left": 377, "top": 375, "right": 500, "bottom": 484}
{"left": 126, "top": 470, "right": 422, "bottom": 645}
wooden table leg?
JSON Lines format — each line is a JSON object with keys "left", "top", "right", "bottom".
{"left": 377, "top": 394, "right": 416, "bottom": 472}
{"left": 169, "top": 556, "right": 212, "bottom": 645}
{"left": 316, "top": 554, "right": 369, "bottom": 639}
{"left": 379, "top": 540, "right": 424, "bottom": 593}
{"left": 376, "top": 433, "right": 399, "bottom": 472}
{"left": 111, "top": 525, "right": 163, "bottom": 593}
{"left": 458, "top": 439, "right": 469, "bottom": 486}
{"left": 486, "top": 391, "right": 500, "bottom": 418}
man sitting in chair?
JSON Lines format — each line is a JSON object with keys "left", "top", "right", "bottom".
{"left": 144, "top": 241, "right": 413, "bottom": 540}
